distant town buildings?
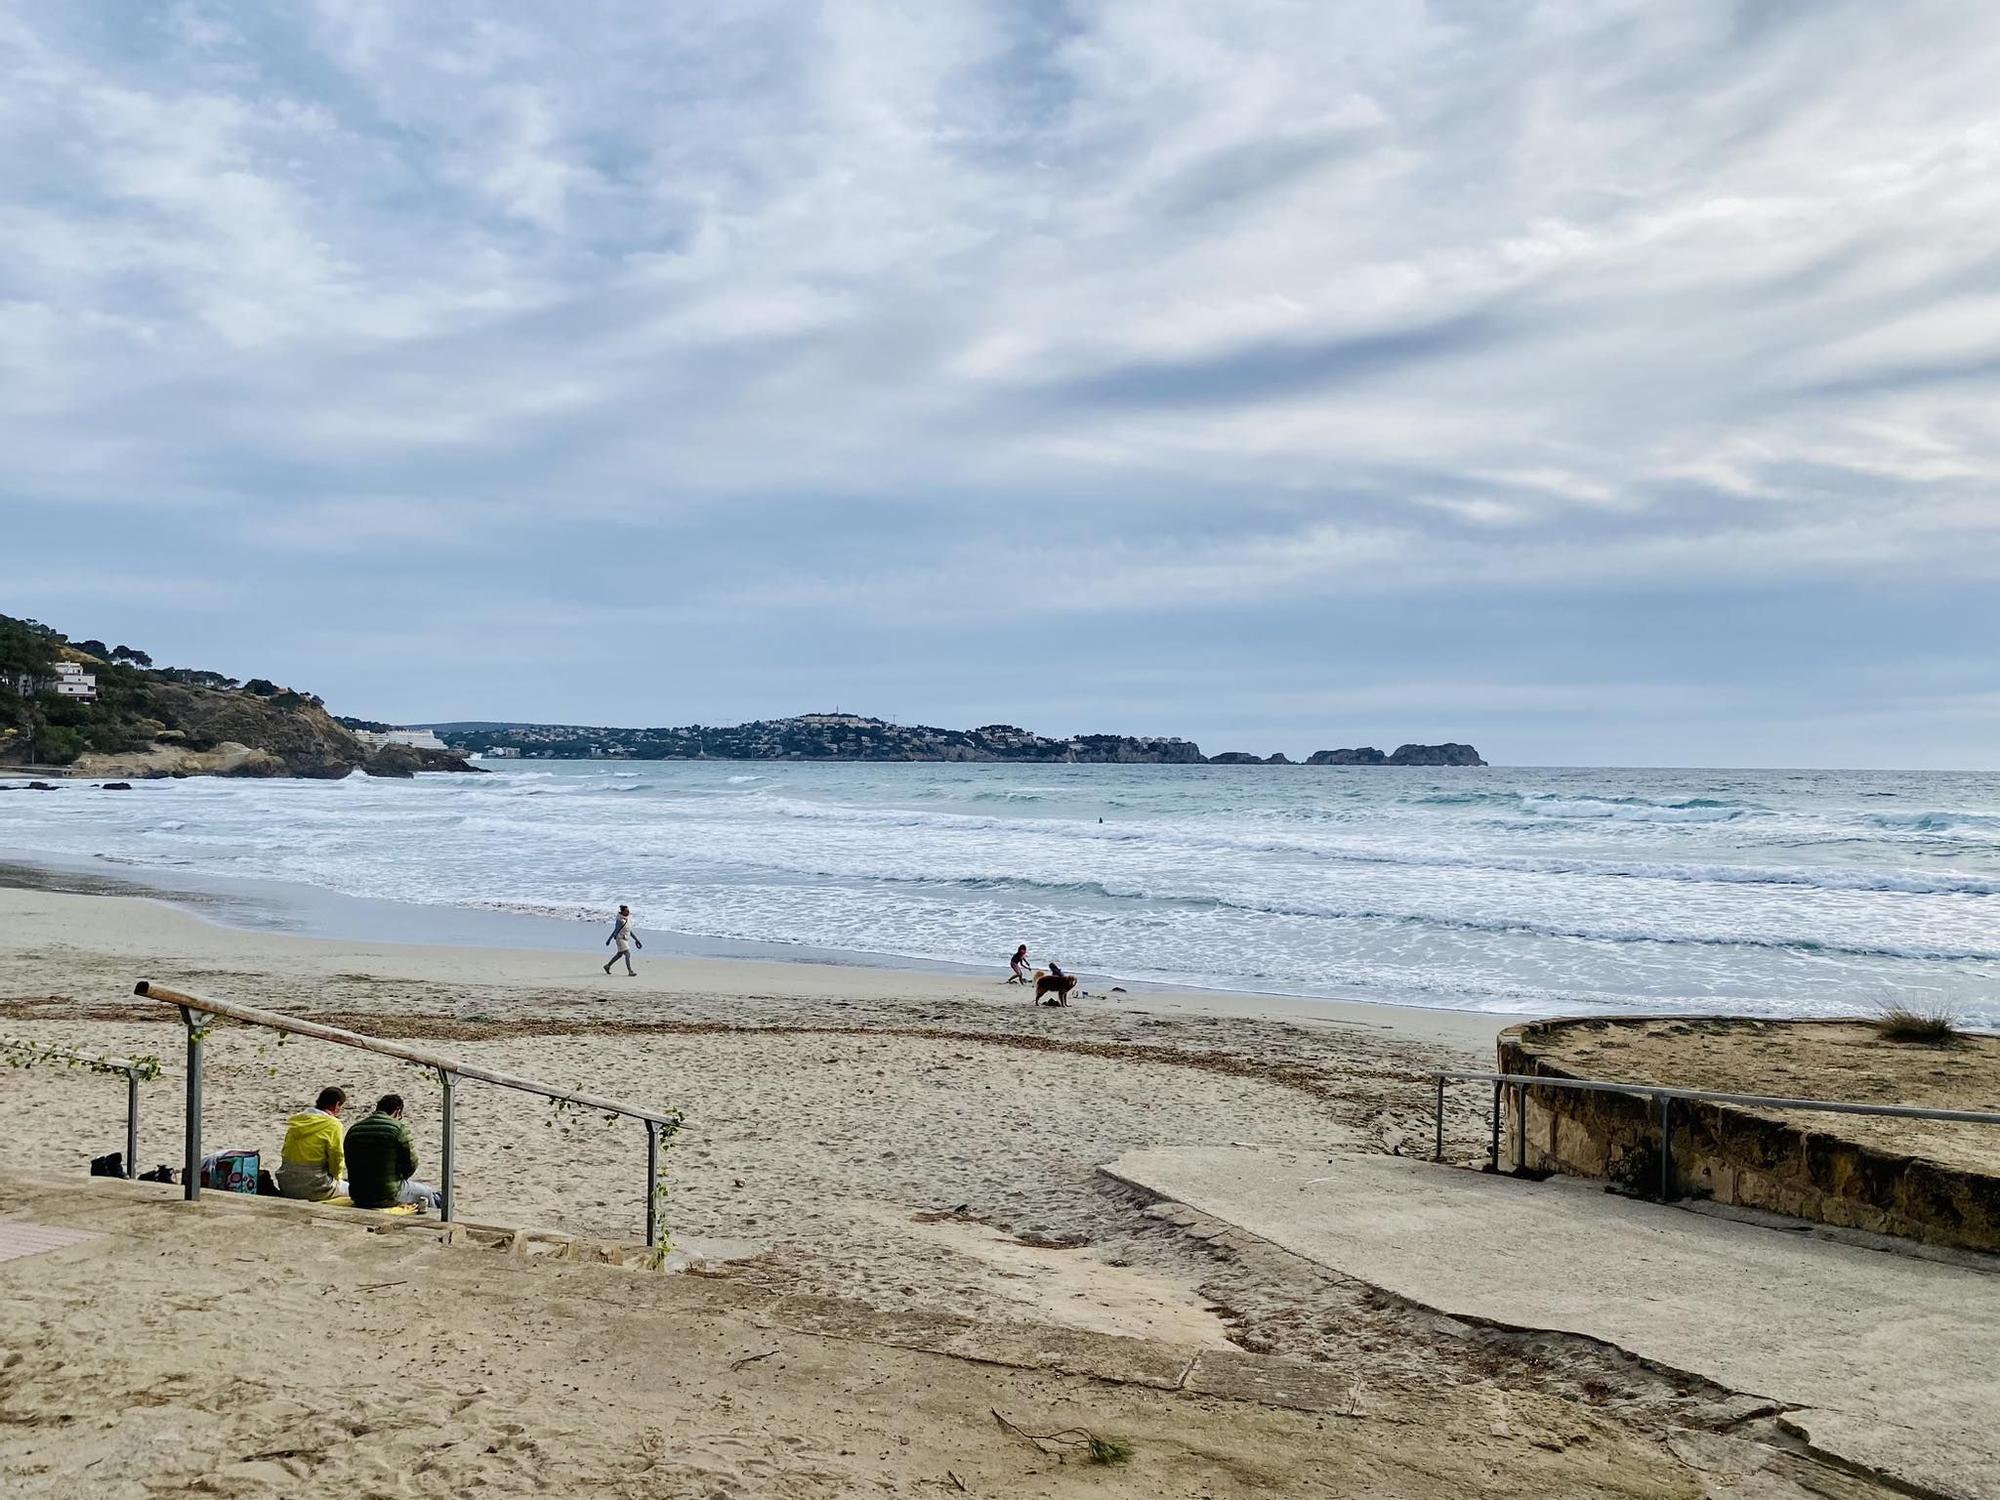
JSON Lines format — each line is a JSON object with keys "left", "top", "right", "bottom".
{"left": 425, "top": 715, "right": 1479, "bottom": 766}
{"left": 436, "top": 714, "right": 1209, "bottom": 763}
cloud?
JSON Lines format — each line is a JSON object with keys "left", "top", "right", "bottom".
{"left": 1025, "top": 308, "right": 1510, "bottom": 412}
{"left": 1, "top": 1, "right": 1998, "bottom": 759}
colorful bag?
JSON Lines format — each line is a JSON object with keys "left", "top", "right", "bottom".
{"left": 199, "top": 1149, "right": 260, "bottom": 1194}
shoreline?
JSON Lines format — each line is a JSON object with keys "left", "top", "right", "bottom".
{"left": 0, "top": 850, "right": 1514, "bottom": 1048}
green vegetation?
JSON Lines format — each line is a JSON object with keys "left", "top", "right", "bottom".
{"left": 1, "top": 616, "right": 186, "bottom": 764}
{"left": 1, "top": 611, "right": 356, "bottom": 774}
{"left": 1084, "top": 1435, "right": 1135, "bottom": 1466}
{"left": 1870, "top": 1002, "right": 1963, "bottom": 1044}
{"left": 0, "top": 614, "right": 152, "bottom": 764}
{"left": 990, "top": 1410, "right": 1135, "bottom": 1466}
{"left": 1, "top": 1036, "right": 164, "bottom": 1081}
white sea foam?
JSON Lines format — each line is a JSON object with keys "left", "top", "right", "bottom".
{"left": 3, "top": 762, "right": 1996, "bottom": 1021}
{"left": 1520, "top": 795, "right": 1761, "bottom": 823}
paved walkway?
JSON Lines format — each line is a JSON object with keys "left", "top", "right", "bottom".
{"left": 1105, "top": 1146, "right": 2000, "bottom": 1500}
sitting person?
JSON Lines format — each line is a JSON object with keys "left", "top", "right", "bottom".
{"left": 277, "top": 1086, "right": 348, "bottom": 1202}
{"left": 1007, "top": 944, "right": 1031, "bottom": 983}
{"left": 343, "top": 1093, "right": 443, "bottom": 1213}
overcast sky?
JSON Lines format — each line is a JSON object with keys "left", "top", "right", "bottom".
{"left": 5, "top": 2, "right": 1999, "bottom": 767}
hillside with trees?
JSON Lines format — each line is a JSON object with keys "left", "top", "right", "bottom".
{"left": 436, "top": 713, "right": 1207, "bottom": 763}
{"left": 0, "top": 614, "right": 468, "bottom": 778}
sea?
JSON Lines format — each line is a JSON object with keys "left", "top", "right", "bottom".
{"left": 4, "top": 761, "right": 1998, "bottom": 1025}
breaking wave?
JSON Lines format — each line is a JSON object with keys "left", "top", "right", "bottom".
{"left": 4, "top": 759, "right": 1997, "bottom": 1019}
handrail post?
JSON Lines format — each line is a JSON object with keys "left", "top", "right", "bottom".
{"left": 1488, "top": 1080, "right": 1501, "bottom": 1169}
{"left": 1658, "top": 1093, "right": 1672, "bottom": 1202}
{"left": 125, "top": 1067, "right": 140, "bottom": 1180}
{"left": 645, "top": 1120, "right": 660, "bottom": 1248}
{"left": 438, "top": 1068, "right": 456, "bottom": 1224}
{"left": 179, "top": 1006, "right": 202, "bottom": 1202}
{"left": 1433, "top": 1075, "right": 1445, "bottom": 1162}
{"left": 1514, "top": 1083, "right": 1529, "bottom": 1171}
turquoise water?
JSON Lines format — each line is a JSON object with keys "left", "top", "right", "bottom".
{"left": 5, "top": 762, "right": 1998, "bottom": 1022}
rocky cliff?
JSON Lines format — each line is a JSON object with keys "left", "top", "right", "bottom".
{"left": 137, "top": 684, "right": 368, "bottom": 777}
{"left": 63, "top": 688, "right": 475, "bottom": 780}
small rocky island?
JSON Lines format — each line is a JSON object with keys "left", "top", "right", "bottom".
{"left": 1308, "top": 743, "right": 1486, "bottom": 766}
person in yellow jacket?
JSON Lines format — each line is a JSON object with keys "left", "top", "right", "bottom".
{"left": 277, "top": 1086, "right": 348, "bottom": 1201}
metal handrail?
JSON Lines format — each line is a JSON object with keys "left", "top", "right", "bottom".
{"left": 134, "top": 981, "right": 681, "bottom": 1247}
{"left": 1429, "top": 1067, "right": 2000, "bottom": 1201}
{"left": 1436, "top": 1069, "right": 2000, "bottom": 1125}
{"left": 2, "top": 1035, "right": 149, "bottom": 1179}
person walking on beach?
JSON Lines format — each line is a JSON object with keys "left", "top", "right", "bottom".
{"left": 1007, "top": 944, "right": 1032, "bottom": 984}
{"left": 604, "top": 904, "right": 642, "bottom": 976}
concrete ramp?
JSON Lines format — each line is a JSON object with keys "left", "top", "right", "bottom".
{"left": 1105, "top": 1146, "right": 2000, "bottom": 1500}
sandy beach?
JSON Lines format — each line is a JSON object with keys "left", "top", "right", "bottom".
{"left": 0, "top": 877, "right": 1925, "bottom": 1495}
{"left": 0, "top": 879, "right": 1497, "bottom": 1317}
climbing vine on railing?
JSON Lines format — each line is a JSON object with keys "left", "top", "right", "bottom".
{"left": 1, "top": 1036, "right": 162, "bottom": 1081}
{"left": 644, "top": 1109, "right": 689, "bottom": 1270}
{"left": 540, "top": 1086, "right": 642, "bottom": 1132}
{"left": 177, "top": 1013, "right": 301, "bottom": 1079}
{"left": 248, "top": 1025, "right": 293, "bottom": 1078}
{"left": 538, "top": 1088, "right": 689, "bottom": 1267}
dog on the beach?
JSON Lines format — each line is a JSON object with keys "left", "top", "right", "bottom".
{"left": 1033, "top": 969, "right": 1078, "bottom": 1006}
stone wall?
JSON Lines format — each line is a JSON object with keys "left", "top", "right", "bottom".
{"left": 1497, "top": 1018, "right": 2000, "bottom": 1253}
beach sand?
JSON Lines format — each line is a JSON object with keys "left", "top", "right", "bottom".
{"left": 0, "top": 880, "right": 1899, "bottom": 1495}
{"left": 0, "top": 883, "right": 1498, "bottom": 1323}
{"left": 2, "top": 1170, "right": 1747, "bottom": 1500}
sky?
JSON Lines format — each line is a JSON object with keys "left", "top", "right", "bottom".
{"left": 4, "top": 2, "right": 2000, "bottom": 768}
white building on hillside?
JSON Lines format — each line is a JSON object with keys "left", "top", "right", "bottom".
{"left": 385, "top": 728, "right": 447, "bottom": 750}
{"left": 52, "top": 662, "right": 96, "bottom": 700}
{"left": 353, "top": 727, "right": 448, "bottom": 751}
